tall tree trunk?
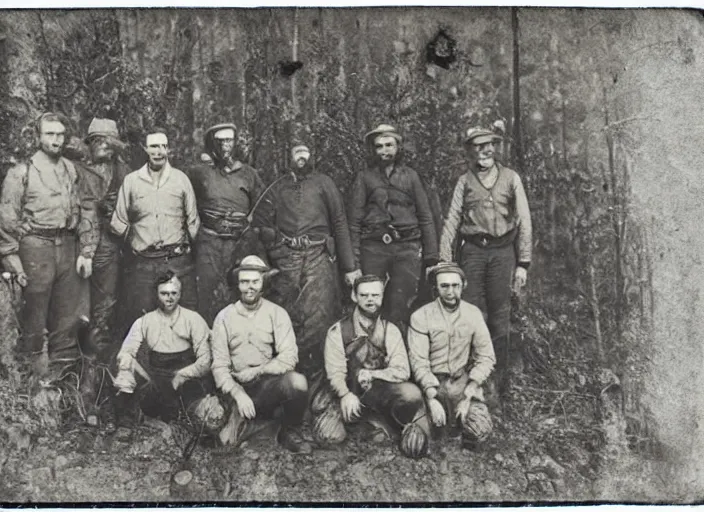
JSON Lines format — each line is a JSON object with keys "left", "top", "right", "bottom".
{"left": 589, "top": 263, "right": 604, "bottom": 362}
{"left": 511, "top": 7, "right": 523, "bottom": 171}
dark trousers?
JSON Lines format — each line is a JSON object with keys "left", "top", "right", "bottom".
{"left": 459, "top": 241, "right": 515, "bottom": 372}
{"left": 119, "top": 250, "right": 197, "bottom": 337}
{"left": 18, "top": 234, "right": 82, "bottom": 358}
{"left": 90, "top": 232, "right": 121, "bottom": 346}
{"left": 268, "top": 245, "right": 340, "bottom": 384}
{"left": 360, "top": 239, "right": 422, "bottom": 332}
{"left": 195, "top": 230, "right": 257, "bottom": 326}
{"left": 116, "top": 349, "right": 213, "bottom": 423}
{"left": 361, "top": 380, "right": 430, "bottom": 435}
{"left": 235, "top": 372, "right": 308, "bottom": 427}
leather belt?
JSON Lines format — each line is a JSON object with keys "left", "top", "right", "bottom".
{"left": 30, "top": 227, "right": 75, "bottom": 240}
{"left": 133, "top": 243, "right": 191, "bottom": 259}
{"left": 364, "top": 225, "right": 421, "bottom": 245}
{"left": 462, "top": 229, "right": 516, "bottom": 249}
{"left": 281, "top": 233, "right": 326, "bottom": 250}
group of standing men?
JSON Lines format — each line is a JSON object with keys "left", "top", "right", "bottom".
{"left": 0, "top": 112, "right": 531, "bottom": 457}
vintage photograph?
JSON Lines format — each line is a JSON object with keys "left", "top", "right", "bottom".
{"left": 0, "top": 4, "right": 702, "bottom": 504}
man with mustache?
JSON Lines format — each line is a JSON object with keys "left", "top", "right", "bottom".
{"left": 187, "top": 122, "right": 266, "bottom": 325}
{"left": 256, "top": 144, "right": 360, "bottom": 392}
{"left": 110, "top": 127, "right": 200, "bottom": 334}
{"left": 113, "top": 271, "right": 222, "bottom": 432}
{"left": 439, "top": 127, "right": 532, "bottom": 402}
{"left": 315, "top": 274, "right": 430, "bottom": 458}
{"left": 210, "top": 255, "right": 312, "bottom": 453}
{"left": 0, "top": 112, "right": 95, "bottom": 375}
{"left": 408, "top": 263, "right": 496, "bottom": 449}
{"left": 347, "top": 124, "right": 439, "bottom": 334}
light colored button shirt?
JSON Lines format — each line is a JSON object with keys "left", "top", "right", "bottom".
{"left": 116, "top": 305, "right": 212, "bottom": 380}
{"left": 211, "top": 299, "right": 298, "bottom": 396}
{"left": 110, "top": 162, "right": 200, "bottom": 252}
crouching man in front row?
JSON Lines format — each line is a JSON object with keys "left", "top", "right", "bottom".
{"left": 315, "top": 274, "right": 430, "bottom": 458}
{"left": 210, "top": 255, "right": 312, "bottom": 454}
{"left": 113, "top": 271, "right": 224, "bottom": 432}
{"left": 408, "top": 263, "right": 496, "bottom": 449}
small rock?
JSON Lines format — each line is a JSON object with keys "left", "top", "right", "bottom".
{"left": 54, "top": 455, "right": 70, "bottom": 470}
{"left": 494, "top": 453, "right": 504, "bottom": 463}
{"left": 238, "top": 459, "right": 255, "bottom": 475}
{"left": 6, "top": 424, "right": 31, "bottom": 450}
{"left": 27, "top": 466, "right": 53, "bottom": 485}
{"left": 151, "top": 460, "right": 171, "bottom": 474}
{"left": 438, "top": 459, "right": 449, "bottom": 475}
{"left": 483, "top": 480, "right": 501, "bottom": 499}
{"left": 243, "top": 449, "right": 260, "bottom": 461}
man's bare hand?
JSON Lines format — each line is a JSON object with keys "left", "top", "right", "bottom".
{"left": 357, "top": 369, "right": 373, "bottom": 392}
{"left": 513, "top": 266, "right": 528, "bottom": 293}
{"left": 428, "top": 397, "right": 447, "bottom": 427}
{"left": 233, "top": 390, "right": 256, "bottom": 420}
{"left": 344, "top": 269, "right": 363, "bottom": 287}
{"left": 341, "top": 392, "right": 363, "bottom": 422}
{"left": 76, "top": 255, "right": 93, "bottom": 279}
{"left": 171, "top": 370, "right": 188, "bottom": 390}
{"left": 455, "top": 397, "right": 471, "bottom": 422}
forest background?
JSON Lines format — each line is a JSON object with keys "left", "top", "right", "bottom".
{"left": 0, "top": 6, "right": 702, "bottom": 502}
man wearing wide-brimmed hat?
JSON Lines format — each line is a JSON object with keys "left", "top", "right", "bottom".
{"left": 76, "top": 118, "right": 132, "bottom": 350}
{"left": 211, "top": 255, "right": 312, "bottom": 453}
{"left": 256, "top": 144, "right": 360, "bottom": 392}
{"left": 187, "top": 122, "right": 266, "bottom": 325}
{"left": 347, "top": 124, "right": 439, "bottom": 333}
{"left": 439, "top": 127, "right": 532, "bottom": 401}
{"left": 408, "top": 262, "right": 496, "bottom": 450}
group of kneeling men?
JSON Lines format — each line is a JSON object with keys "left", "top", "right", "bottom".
{"left": 114, "top": 256, "right": 496, "bottom": 459}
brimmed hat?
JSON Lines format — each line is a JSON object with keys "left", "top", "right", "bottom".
{"left": 231, "top": 255, "right": 279, "bottom": 278}
{"left": 464, "top": 127, "right": 503, "bottom": 145}
{"left": 428, "top": 262, "right": 466, "bottom": 281}
{"left": 84, "top": 118, "right": 121, "bottom": 143}
{"left": 364, "top": 124, "right": 402, "bottom": 147}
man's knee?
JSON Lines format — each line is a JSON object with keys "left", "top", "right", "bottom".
{"left": 282, "top": 371, "right": 308, "bottom": 396}
{"left": 462, "top": 401, "right": 493, "bottom": 444}
{"left": 394, "top": 382, "right": 424, "bottom": 406}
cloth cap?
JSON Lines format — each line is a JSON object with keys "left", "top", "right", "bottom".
{"left": 291, "top": 144, "right": 310, "bottom": 161}
{"left": 364, "top": 124, "right": 403, "bottom": 147}
{"left": 464, "top": 127, "right": 503, "bottom": 145}
{"left": 204, "top": 122, "right": 237, "bottom": 142}
{"left": 84, "top": 118, "right": 121, "bottom": 143}
{"left": 429, "top": 262, "right": 466, "bottom": 281}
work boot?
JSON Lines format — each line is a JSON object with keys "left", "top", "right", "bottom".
{"left": 277, "top": 426, "right": 313, "bottom": 454}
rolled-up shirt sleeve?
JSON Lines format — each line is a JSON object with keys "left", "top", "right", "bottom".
{"left": 407, "top": 310, "right": 440, "bottom": 392}
{"left": 513, "top": 172, "right": 532, "bottom": 264}
{"left": 324, "top": 323, "right": 350, "bottom": 399}
{"left": 439, "top": 174, "right": 465, "bottom": 262}
{"left": 210, "top": 311, "right": 245, "bottom": 396}
{"left": 260, "top": 307, "right": 298, "bottom": 375}
{"left": 0, "top": 164, "right": 27, "bottom": 256}
{"left": 370, "top": 322, "right": 410, "bottom": 383}
{"left": 117, "top": 318, "right": 145, "bottom": 372}
{"left": 467, "top": 315, "right": 496, "bottom": 385}
{"left": 179, "top": 313, "right": 212, "bottom": 379}
{"left": 182, "top": 176, "right": 200, "bottom": 241}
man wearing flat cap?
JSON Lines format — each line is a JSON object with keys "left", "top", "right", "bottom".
{"left": 76, "top": 118, "right": 132, "bottom": 350}
{"left": 187, "top": 122, "right": 266, "bottom": 325}
{"left": 211, "top": 255, "right": 312, "bottom": 453}
{"left": 347, "top": 124, "right": 439, "bottom": 334}
{"left": 439, "top": 127, "right": 532, "bottom": 399}
{"left": 408, "top": 263, "right": 496, "bottom": 449}
{"left": 256, "top": 144, "right": 360, "bottom": 391}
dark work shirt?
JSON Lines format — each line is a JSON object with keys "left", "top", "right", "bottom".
{"left": 259, "top": 171, "right": 356, "bottom": 272}
{"left": 347, "top": 164, "right": 439, "bottom": 265}
{"left": 187, "top": 161, "right": 265, "bottom": 224}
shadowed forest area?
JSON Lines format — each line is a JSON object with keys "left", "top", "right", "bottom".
{"left": 0, "top": 6, "right": 703, "bottom": 503}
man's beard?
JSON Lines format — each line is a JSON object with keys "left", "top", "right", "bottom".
{"left": 373, "top": 154, "right": 397, "bottom": 168}
{"left": 294, "top": 161, "right": 312, "bottom": 175}
{"left": 241, "top": 291, "right": 262, "bottom": 306}
{"left": 439, "top": 296, "right": 460, "bottom": 311}
{"left": 358, "top": 305, "right": 381, "bottom": 320}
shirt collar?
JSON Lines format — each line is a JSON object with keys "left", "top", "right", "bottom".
{"left": 234, "top": 299, "right": 263, "bottom": 317}
{"left": 31, "top": 150, "right": 63, "bottom": 169}
{"left": 137, "top": 161, "right": 173, "bottom": 185}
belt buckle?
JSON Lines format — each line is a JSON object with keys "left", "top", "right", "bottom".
{"left": 480, "top": 237, "right": 488, "bottom": 247}
{"left": 173, "top": 245, "right": 183, "bottom": 255}
{"left": 382, "top": 233, "right": 393, "bottom": 245}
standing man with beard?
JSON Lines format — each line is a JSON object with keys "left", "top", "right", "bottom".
{"left": 257, "top": 144, "right": 361, "bottom": 392}
{"left": 439, "top": 128, "right": 532, "bottom": 398}
{"left": 211, "top": 255, "right": 311, "bottom": 453}
{"left": 0, "top": 112, "right": 94, "bottom": 374}
{"left": 347, "top": 124, "right": 438, "bottom": 333}
{"left": 111, "top": 127, "right": 200, "bottom": 333}
{"left": 316, "top": 274, "right": 430, "bottom": 459}
{"left": 77, "top": 118, "right": 132, "bottom": 350}
{"left": 408, "top": 263, "right": 496, "bottom": 449}
{"left": 187, "top": 122, "right": 266, "bottom": 325}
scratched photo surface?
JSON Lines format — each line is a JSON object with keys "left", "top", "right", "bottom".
{"left": 0, "top": 6, "right": 702, "bottom": 504}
